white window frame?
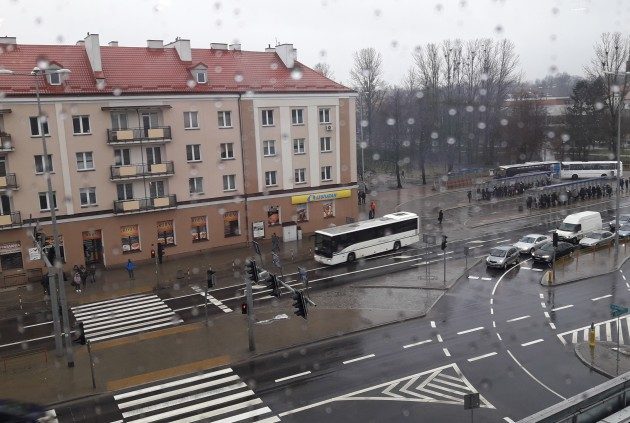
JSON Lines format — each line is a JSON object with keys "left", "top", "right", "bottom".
{"left": 189, "top": 177, "right": 204, "bottom": 194}
{"left": 149, "top": 180, "right": 165, "bottom": 198}
{"left": 117, "top": 183, "right": 133, "bottom": 200}
{"left": 30, "top": 116, "right": 49, "bottom": 137}
{"left": 321, "top": 165, "right": 332, "bottom": 181}
{"left": 293, "top": 138, "right": 306, "bottom": 155}
{"left": 186, "top": 144, "right": 201, "bottom": 162}
{"left": 218, "top": 111, "right": 232, "bottom": 128}
{"left": 220, "top": 143, "right": 234, "bottom": 160}
{"left": 38, "top": 191, "right": 57, "bottom": 211}
{"left": 48, "top": 71, "right": 61, "bottom": 85}
{"left": 263, "top": 140, "right": 276, "bottom": 157}
{"left": 265, "top": 170, "right": 278, "bottom": 187}
{"left": 223, "top": 174, "right": 236, "bottom": 191}
{"left": 261, "top": 109, "right": 274, "bottom": 126}
{"left": 76, "top": 152, "right": 94, "bottom": 171}
{"left": 195, "top": 70, "right": 207, "bottom": 84}
{"left": 79, "top": 187, "right": 97, "bottom": 207}
{"left": 319, "top": 108, "right": 331, "bottom": 124}
{"left": 114, "top": 148, "right": 131, "bottom": 166}
{"left": 294, "top": 168, "right": 306, "bottom": 184}
{"left": 184, "top": 111, "right": 199, "bottom": 129}
{"left": 72, "top": 115, "right": 91, "bottom": 135}
{"left": 34, "top": 154, "right": 53, "bottom": 174}
{"left": 291, "top": 108, "right": 304, "bottom": 125}
{"left": 320, "top": 137, "right": 332, "bottom": 153}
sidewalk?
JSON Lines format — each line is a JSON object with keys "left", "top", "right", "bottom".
{"left": 575, "top": 341, "right": 630, "bottom": 378}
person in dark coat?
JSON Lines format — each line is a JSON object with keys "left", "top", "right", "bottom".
{"left": 438, "top": 209, "right": 444, "bottom": 225}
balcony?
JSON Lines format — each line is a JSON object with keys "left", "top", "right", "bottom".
{"left": 113, "top": 194, "right": 177, "bottom": 214}
{"left": 0, "top": 133, "right": 13, "bottom": 152}
{"left": 110, "top": 161, "right": 175, "bottom": 180}
{"left": 0, "top": 174, "right": 18, "bottom": 190}
{"left": 106, "top": 126, "right": 172, "bottom": 145}
{"left": 0, "top": 212, "right": 21, "bottom": 229}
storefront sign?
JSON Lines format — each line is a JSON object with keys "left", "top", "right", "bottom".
{"left": 291, "top": 189, "right": 351, "bottom": 205}
{"left": 252, "top": 221, "right": 265, "bottom": 239}
{"left": 0, "top": 241, "right": 21, "bottom": 255}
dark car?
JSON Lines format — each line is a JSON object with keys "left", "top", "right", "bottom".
{"left": 0, "top": 400, "right": 49, "bottom": 422}
{"left": 532, "top": 241, "right": 575, "bottom": 263}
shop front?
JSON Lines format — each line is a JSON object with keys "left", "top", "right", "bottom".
{"left": 82, "top": 230, "right": 103, "bottom": 265}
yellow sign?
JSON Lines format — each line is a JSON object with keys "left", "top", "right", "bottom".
{"left": 291, "top": 189, "right": 351, "bottom": 205}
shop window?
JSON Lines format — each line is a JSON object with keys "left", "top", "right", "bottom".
{"left": 121, "top": 224, "right": 140, "bottom": 253}
{"left": 223, "top": 211, "right": 240, "bottom": 237}
{"left": 0, "top": 241, "right": 23, "bottom": 270}
{"left": 267, "top": 205, "right": 280, "bottom": 226}
{"left": 323, "top": 201, "right": 335, "bottom": 219}
{"left": 296, "top": 204, "right": 308, "bottom": 222}
{"left": 191, "top": 216, "right": 208, "bottom": 242}
{"left": 157, "top": 220, "right": 175, "bottom": 246}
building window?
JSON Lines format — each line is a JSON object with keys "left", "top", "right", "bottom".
{"left": 223, "top": 174, "right": 236, "bottom": 191}
{"left": 263, "top": 140, "right": 276, "bottom": 157}
{"left": 149, "top": 180, "right": 165, "bottom": 198}
{"left": 223, "top": 211, "right": 240, "bottom": 237}
{"left": 291, "top": 108, "right": 304, "bottom": 125}
{"left": 195, "top": 70, "right": 207, "bottom": 84}
{"left": 319, "top": 108, "right": 331, "bottom": 124}
{"left": 296, "top": 204, "right": 308, "bottom": 222}
{"left": 0, "top": 242, "right": 24, "bottom": 271}
{"left": 186, "top": 144, "right": 201, "bottom": 162}
{"left": 220, "top": 143, "right": 234, "bottom": 160}
{"left": 261, "top": 109, "right": 274, "bottom": 126}
{"left": 267, "top": 205, "right": 280, "bottom": 226}
{"left": 265, "top": 171, "right": 277, "bottom": 187}
{"left": 76, "top": 152, "right": 94, "bottom": 171}
{"left": 294, "top": 168, "right": 306, "bottom": 184}
{"left": 323, "top": 201, "right": 335, "bottom": 218}
{"left": 38, "top": 191, "right": 57, "bottom": 211}
{"left": 79, "top": 187, "right": 97, "bottom": 206}
{"left": 111, "top": 113, "right": 128, "bottom": 130}
{"left": 48, "top": 71, "right": 61, "bottom": 85}
{"left": 293, "top": 138, "right": 305, "bottom": 154}
{"left": 189, "top": 177, "right": 204, "bottom": 194}
{"left": 35, "top": 155, "right": 53, "bottom": 173}
{"left": 117, "top": 183, "right": 133, "bottom": 200}
{"left": 120, "top": 225, "right": 140, "bottom": 253}
{"left": 191, "top": 216, "right": 208, "bottom": 242}
{"left": 72, "top": 115, "right": 91, "bottom": 134}
{"left": 157, "top": 220, "right": 175, "bottom": 246}
{"left": 114, "top": 149, "right": 131, "bottom": 166}
{"left": 218, "top": 111, "right": 232, "bottom": 128}
{"left": 184, "top": 111, "right": 199, "bottom": 129}
{"left": 29, "top": 116, "right": 49, "bottom": 137}
{"left": 321, "top": 165, "right": 332, "bottom": 181}
{"left": 320, "top": 137, "right": 332, "bottom": 152}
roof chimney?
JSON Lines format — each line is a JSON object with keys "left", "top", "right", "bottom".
{"left": 0, "top": 37, "right": 16, "bottom": 45}
{"left": 84, "top": 33, "right": 102, "bottom": 73}
{"left": 166, "top": 38, "right": 191, "bottom": 62}
{"left": 108, "top": 41, "right": 119, "bottom": 47}
{"left": 228, "top": 43, "right": 241, "bottom": 51}
{"left": 210, "top": 43, "right": 228, "bottom": 50}
{"left": 147, "top": 39, "right": 163, "bottom": 49}
{"left": 76, "top": 40, "right": 85, "bottom": 46}
{"left": 275, "top": 43, "right": 297, "bottom": 68}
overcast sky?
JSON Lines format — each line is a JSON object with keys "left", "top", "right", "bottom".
{"left": 2, "top": 0, "right": 628, "bottom": 87}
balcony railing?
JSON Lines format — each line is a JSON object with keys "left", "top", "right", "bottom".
{"left": 0, "top": 174, "right": 18, "bottom": 190}
{"left": 0, "top": 212, "right": 21, "bottom": 229}
{"left": 0, "top": 133, "right": 13, "bottom": 152}
{"left": 110, "top": 161, "right": 175, "bottom": 180}
{"left": 113, "top": 194, "right": 177, "bottom": 214}
{"left": 106, "top": 126, "right": 172, "bottom": 144}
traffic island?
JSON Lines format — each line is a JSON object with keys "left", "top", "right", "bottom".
{"left": 574, "top": 341, "right": 630, "bottom": 378}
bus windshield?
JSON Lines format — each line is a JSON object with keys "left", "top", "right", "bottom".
{"left": 314, "top": 233, "right": 334, "bottom": 258}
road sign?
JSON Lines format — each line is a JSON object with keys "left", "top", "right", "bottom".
{"left": 610, "top": 304, "right": 629, "bottom": 318}
{"left": 464, "top": 392, "right": 480, "bottom": 410}
{"left": 252, "top": 241, "right": 261, "bottom": 256}
{"left": 272, "top": 252, "right": 282, "bottom": 269}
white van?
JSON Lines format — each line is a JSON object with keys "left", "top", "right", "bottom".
{"left": 556, "top": 211, "right": 603, "bottom": 243}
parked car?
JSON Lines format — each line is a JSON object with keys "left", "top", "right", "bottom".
{"left": 579, "top": 230, "right": 615, "bottom": 248}
{"left": 0, "top": 399, "right": 50, "bottom": 422}
{"left": 617, "top": 224, "right": 630, "bottom": 239}
{"left": 532, "top": 241, "right": 575, "bottom": 263}
{"left": 486, "top": 246, "right": 520, "bottom": 269}
{"left": 513, "top": 234, "right": 551, "bottom": 255}
{"left": 609, "top": 214, "right": 630, "bottom": 231}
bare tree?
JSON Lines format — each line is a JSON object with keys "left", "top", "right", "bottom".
{"left": 350, "top": 48, "right": 386, "bottom": 146}
{"left": 313, "top": 62, "right": 334, "bottom": 80}
{"left": 502, "top": 90, "right": 548, "bottom": 162}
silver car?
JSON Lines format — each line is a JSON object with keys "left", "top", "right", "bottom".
{"left": 486, "top": 246, "right": 520, "bottom": 269}
{"left": 609, "top": 214, "right": 630, "bottom": 231}
{"left": 513, "top": 234, "right": 550, "bottom": 255}
{"left": 579, "top": 230, "right": 614, "bottom": 248}
{"left": 618, "top": 224, "right": 630, "bottom": 239}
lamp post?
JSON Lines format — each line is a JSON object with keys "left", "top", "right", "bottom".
{"left": 358, "top": 90, "right": 369, "bottom": 183}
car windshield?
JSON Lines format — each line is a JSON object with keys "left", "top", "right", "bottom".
{"left": 520, "top": 236, "right": 536, "bottom": 243}
{"left": 559, "top": 223, "right": 579, "bottom": 232}
{"left": 621, "top": 225, "right": 630, "bottom": 231}
{"left": 541, "top": 243, "right": 555, "bottom": 252}
{"left": 490, "top": 248, "right": 507, "bottom": 257}
{"left": 584, "top": 232, "right": 599, "bottom": 239}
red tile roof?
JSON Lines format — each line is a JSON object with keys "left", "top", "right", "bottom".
{"left": 0, "top": 43, "right": 351, "bottom": 96}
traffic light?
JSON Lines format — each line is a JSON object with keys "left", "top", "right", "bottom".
{"left": 553, "top": 231, "right": 559, "bottom": 247}
{"left": 46, "top": 246, "right": 55, "bottom": 264}
{"left": 78, "top": 321, "right": 86, "bottom": 345}
{"left": 206, "top": 268, "right": 216, "bottom": 289}
{"left": 241, "top": 302, "right": 248, "bottom": 314}
{"left": 267, "top": 274, "right": 281, "bottom": 298}
{"left": 150, "top": 248, "right": 156, "bottom": 259}
{"left": 292, "top": 290, "right": 308, "bottom": 319}
{"left": 441, "top": 235, "right": 448, "bottom": 251}
{"left": 244, "top": 258, "right": 259, "bottom": 284}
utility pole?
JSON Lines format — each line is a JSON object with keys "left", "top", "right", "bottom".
{"left": 245, "top": 275, "right": 255, "bottom": 351}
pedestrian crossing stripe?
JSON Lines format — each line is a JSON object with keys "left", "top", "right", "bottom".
{"left": 70, "top": 294, "right": 182, "bottom": 343}
{"left": 114, "top": 367, "right": 279, "bottom": 422}
{"left": 557, "top": 316, "right": 630, "bottom": 345}
{"left": 42, "top": 409, "right": 58, "bottom": 422}
{"left": 191, "top": 285, "right": 232, "bottom": 313}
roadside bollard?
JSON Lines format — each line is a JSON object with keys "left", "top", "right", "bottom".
{"left": 588, "top": 322, "right": 596, "bottom": 348}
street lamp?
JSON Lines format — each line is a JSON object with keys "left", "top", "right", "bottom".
{"left": 0, "top": 66, "right": 74, "bottom": 367}
{"left": 358, "top": 90, "right": 369, "bottom": 184}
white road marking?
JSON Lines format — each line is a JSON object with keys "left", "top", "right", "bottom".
{"left": 481, "top": 277, "right": 492, "bottom": 281}
{"left": 403, "top": 339, "right": 432, "bottom": 349}
{"left": 504, "top": 418, "right": 516, "bottom": 423}
{"left": 497, "top": 333, "right": 503, "bottom": 341}
{"left": 606, "top": 322, "right": 613, "bottom": 341}
{"left": 467, "top": 352, "right": 497, "bottom": 362}
{"left": 468, "top": 276, "right": 480, "bottom": 280}
{"left": 437, "top": 334, "right": 443, "bottom": 343}
{"left": 521, "top": 339, "right": 544, "bottom": 347}
{"left": 551, "top": 304, "right": 573, "bottom": 312}
{"left": 442, "top": 348, "right": 451, "bottom": 357}
{"left": 468, "top": 240, "right": 486, "bottom": 244}
{"left": 490, "top": 308, "right": 494, "bottom": 315}
{"left": 521, "top": 267, "right": 532, "bottom": 270}
{"left": 492, "top": 321, "right": 496, "bottom": 328}
{"left": 549, "top": 322, "right": 556, "bottom": 330}
{"left": 431, "top": 321, "right": 436, "bottom": 328}
{"left": 623, "top": 275, "right": 627, "bottom": 281}
{"left": 275, "top": 371, "right": 311, "bottom": 383}
{"left": 539, "top": 293, "right": 544, "bottom": 299}
{"left": 507, "top": 349, "right": 565, "bottom": 400}
{"left": 23, "top": 321, "right": 53, "bottom": 329}
{"left": 191, "top": 285, "right": 233, "bottom": 313}
{"left": 342, "top": 354, "right": 375, "bottom": 365}
{"left": 506, "top": 315, "right": 530, "bottom": 323}
{"left": 490, "top": 298, "right": 493, "bottom": 305}
{"left": 540, "top": 302, "right": 547, "bottom": 309}
{"left": 530, "top": 268, "right": 543, "bottom": 272}
{"left": 592, "top": 294, "right": 613, "bottom": 301}
{"left": 457, "top": 326, "right": 484, "bottom": 335}
{"left": 544, "top": 312, "right": 550, "bottom": 318}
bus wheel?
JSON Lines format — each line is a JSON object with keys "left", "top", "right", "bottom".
{"left": 393, "top": 241, "right": 401, "bottom": 251}
{"left": 347, "top": 253, "right": 356, "bottom": 263}
{"left": 571, "top": 174, "right": 578, "bottom": 180}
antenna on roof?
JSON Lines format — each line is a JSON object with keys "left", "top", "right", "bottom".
{"left": 275, "top": 38, "right": 278, "bottom": 46}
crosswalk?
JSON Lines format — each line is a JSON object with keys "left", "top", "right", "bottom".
{"left": 114, "top": 367, "right": 279, "bottom": 422}
{"left": 557, "top": 316, "right": 630, "bottom": 345}
{"left": 191, "top": 285, "right": 232, "bottom": 313}
{"left": 71, "top": 294, "right": 183, "bottom": 343}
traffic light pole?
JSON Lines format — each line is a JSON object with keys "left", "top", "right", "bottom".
{"left": 245, "top": 276, "right": 256, "bottom": 352}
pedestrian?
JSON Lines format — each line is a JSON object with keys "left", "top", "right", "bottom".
{"left": 358, "top": 190, "right": 362, "bottom": 205}
{"left": 626, "top": 178, "right": 629, "bottom": 192}
{"left": 157, "top": 242, "right": 164, "bottom": 264}
{"left": 467, "top": 190, "right": 472, "bottom": 203}
{"left": 368, "top": 209, "right": 375, "bottom": 219}
{"left": 125, "top": 259, "right": 136, "bottom": 280}
{"left": 89, "top": 264, "right": 96, "bottom": 283}
{"left": 438, "top": 209, "right": 444, "bottom": 225}
{"left": 72, "top": 270, "right": 82, "bottom": 293}
{"left": 271, "top": 233, "right": 279, "bottom": 252}
{"left": 79, "top": 265, "right": 87, "bottom": 288}
{"left": 370, "top": 200, "right": 376, "bottom": 217}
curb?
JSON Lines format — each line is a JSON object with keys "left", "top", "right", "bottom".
{"left": 573, "top": 342, "right": 622, "bottom": 379}
{"left": 539, "top": 251, "right": 630, "bottom": 287}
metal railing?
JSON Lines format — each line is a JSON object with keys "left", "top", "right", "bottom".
{"left": 0, "top": 173, "right": 18, "bottom": 189}
{"left": 0, "top": 211, "right": 21, "bottom": 228}
{"left": 106, "top": 126, "right": 172, "bottom": 144}
{"left": 110, "top": 161, "right": 174, "bottom": 179}
{"left": 113, "top": 194, "right": 177, "bottom": 214}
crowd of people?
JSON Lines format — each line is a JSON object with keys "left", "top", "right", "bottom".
{"left": 476, "top": 177, "right": 553, "bottom": 200}
{"left": 525, "top": 181, "right": 616, "bottom": 210}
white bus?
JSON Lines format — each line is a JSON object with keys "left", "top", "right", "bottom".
{"left": 313, "top": 211, "right": 420, "bottom": 265}
{"left": 560, "top": 161, "right": 623, "bottom": 179}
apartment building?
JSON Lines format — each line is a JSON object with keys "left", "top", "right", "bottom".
{"left": 0, "top": 34, "right": 357, "bottom": 276}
